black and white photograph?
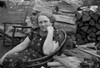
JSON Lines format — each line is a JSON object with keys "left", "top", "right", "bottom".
{"left": 0, "top": 0, "right": 100, "bottom": 68}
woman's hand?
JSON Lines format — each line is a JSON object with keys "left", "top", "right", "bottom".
{"left": 47, "top": 26, "right": 54, "bottom": 33}
{"left": 53, "top": 41, "right": 59, "bottom": 52}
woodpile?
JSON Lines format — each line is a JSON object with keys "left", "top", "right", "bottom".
{"left": 76, "top": 10, "right": 100, "bottom": 45}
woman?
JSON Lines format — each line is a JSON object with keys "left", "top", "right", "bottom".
{"left": 0, "top": 12, "right": 66, "bottom": 68}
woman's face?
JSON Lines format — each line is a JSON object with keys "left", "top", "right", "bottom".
{"left": 38, "top": 15, "right": 53, "bottom": 31}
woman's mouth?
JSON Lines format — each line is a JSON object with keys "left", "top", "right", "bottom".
{"left": 41, "top": 27, "right": 47, "bottom": 31}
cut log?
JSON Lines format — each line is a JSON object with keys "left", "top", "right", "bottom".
{"left": 78, "top": 22, "right": 84, "bottom": 27}
{"left": 87, "top": 29, "right": 93, "bottom": 34}
{"left": 81, "top": 26, "right": 89, "bottom": 32}
{"left": 82, "top": 11, "right": 90, "bottom": 22}
{"left": 76, "top": 33, "right": 82, "bottom": 39}
{"left": 90, "top": 27, "right": 97, "bottom": 33}
{"left": 89, "top": 19, "right": 95, "bottom": 26}
{"left": 95, "top": 23, "right": 100, "bottom": 29}
{"left": 97, "top": 36, "right": 100, "bottom": 41}
{"left": 76, "top": 10, "right": 100, "bottom": 45}
{"left": 80, "top": 30, "right": 86, "bottom": 36}
{"left": 87, "top": 36, "right": 92, "bottom": 41}
{"left": 83, "top": 38, "right": 89, "bottom": 43}
{"left": 84, "top": 22, "right": 89, "bottom": 26}
{"left": 96, "top": 31, "right": 100, "bottom": 35}
{"left": 90, "top": 11, "right": 99, "bottom": 21}
{"left": 89, "top": 32, "right": 96, "bottom": 38}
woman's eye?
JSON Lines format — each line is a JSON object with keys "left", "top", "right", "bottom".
{"left": 39, "top": 21, "right": 42, "bottom": 24}
{"left": 44, "top": 20, "right": 47, "bottom": 23}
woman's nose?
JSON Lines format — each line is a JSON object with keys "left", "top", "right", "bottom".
{"left": 42, "top": 22, "right": 45, "bottom": 26}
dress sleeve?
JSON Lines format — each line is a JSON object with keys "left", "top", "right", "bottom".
{"left": 53, "top": 29, "right": 67, "bottom": 46}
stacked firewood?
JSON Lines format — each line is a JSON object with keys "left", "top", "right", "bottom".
{"left": 76, "top": 10, "right": 100, "bottom": 45}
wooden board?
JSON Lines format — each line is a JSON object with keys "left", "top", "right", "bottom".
{"left": 54, "top": 14, "right": 76, "bottom": 25}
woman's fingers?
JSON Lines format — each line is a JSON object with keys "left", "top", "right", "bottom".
{"left": 53, "top": 41, "right": 59, "bottom": 51}
{"left": 47, "top": 26, "right": 54, "bottom": 33}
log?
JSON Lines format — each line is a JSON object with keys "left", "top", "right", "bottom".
{"left": 87, "top": 29, "right": 93, "bottom": 34}
{"left": 96, "top": 31, "right": 100, "bottom": 35}
{"left": 77, "top": 47, "right": 100, "bottom": 58}
{"left": 89, "top": 32, "right": 96, "bottom": 38}
{"left": 95, "top": 23, "right": 100, "bottom": 29}
{"left": 82, "top": 11, "right": 90, "bottom": 22}
{"left": 76, "top": 10, "right": 100, "bottom": 45}
{"left": 89, "top": 19, "right": 95, "bottom": 26}
{"left": 53, "top": 56, "right": 80, "bottom": 68}
{"left": 78, "top": 22, "right": 83, "bottom": 27}
{"left": 81, "top": 26, "right": 89, "bottom": 32}
{"left": 90, "top": 27, "right": 97, "bottom": 33}
{"left": 97, "top": 36, "right": 100, "bottom": 41}
{"left": 89, "top": 11, "right": 99, "bottom": 21}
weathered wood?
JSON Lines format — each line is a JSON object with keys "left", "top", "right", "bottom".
{"left": 54, "top": 14, "right": 76, "bottom": 25}
{"left": 96, "top": 31, "right": 100, "bottom": 35}
{"left": 87, "top": 35, "right": 92, "bottom": 41}
{"left": 82, "top": 11, "right": 90, "bottom": 22}
{"left": 77, "top": 47, "right": 100, "bottom": 58}
{"left": 90, "top": 27, "right": 97, "bottom": 33}
{"left": 78, "top": 22, "right": 83, "bottom": 27}
{"left": 89, "top": 19, "right": 95, "bottom": 26}
{"left": 53, "top": 56, "right": 80, "bottom": 68}
{"left": 87, "top": 29, "right": 93, "bottom": 33}
{"left": 48, "top": 61, "right": 63, "bottom": 67}
{"left": 95, "top": 23, "right": 100, "bottom": 29}
{"left": 80, "top": 30, "right": 86, "bottom": 36}
{"left": 81, "top": 26, "right": 88, "bottom": 32}
{"left": 76, "top": 10, "right": 100, "bottom": 45}
{"left": 97, "top": 36, "right": 100, "bottom": 41}
{"left": 90, "top": 11, "right": 99, "bottom": 21}
{"left": 89, "top": 32, "right": 96, "bottom": 38}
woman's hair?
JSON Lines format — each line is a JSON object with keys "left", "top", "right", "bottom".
{"left": 35, "top": 11, "right": 56, "bottom": 26}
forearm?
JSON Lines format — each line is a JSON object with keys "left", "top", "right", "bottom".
{"left": 43, "top": 32, "right": 54, "bottom": 55}
{"left": 8, "top": 46, "right": 23, "bottom": 54}
{"left": 0, "top": 37, "right": 30, "bottom": 63}
{"left": 0, "top": 46, "right": 22, "bottom": 62}
{"left": 1, "top": 44, "right": 24, "bottom": 59}
{"left": 3, "top": 37, "right": 30, "bottom": 57}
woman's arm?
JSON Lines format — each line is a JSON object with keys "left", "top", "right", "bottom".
{"left": 43, "top": 26, "right": 59, "bottom": 55}
{"left": 7, "top": 37, "right": 30, "bottom": 53}
{"left": 0, "top": 36, "right": 30, "bottom": 63}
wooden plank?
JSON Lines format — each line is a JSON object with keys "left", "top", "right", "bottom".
{"left": 55, "top": 22, "right": 76, "bottom": 32}
{"left": 48, "top": 61, "right": 63, "bottom": 67}
{"left": 53, "top": 14, "right": 76, "bottom": 25}
{"left": 77, "top": 47, "right": 100, "bottom": 58}
{"left": 53, "top": 56, "right": 80, "bottom": 68}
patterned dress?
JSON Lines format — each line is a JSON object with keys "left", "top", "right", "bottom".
{"left": 2, "top": 28, "right": 66, "bottom": 68}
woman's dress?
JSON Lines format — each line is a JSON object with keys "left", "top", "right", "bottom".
{"left": 2, "top": 28, "right": 66, "bottom": 68}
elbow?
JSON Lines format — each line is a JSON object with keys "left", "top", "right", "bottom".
{"left": 43, "top": 50, "right": 51, "bottom": 55}
{"left": 44, "top": 51, "right": 50, "bottom": 55}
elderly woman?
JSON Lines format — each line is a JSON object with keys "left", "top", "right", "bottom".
{"left": 0, "top": 12, "right": 66, "bottom": 68}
